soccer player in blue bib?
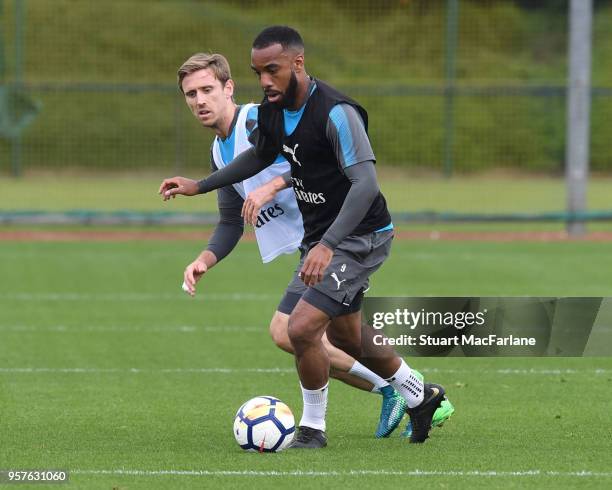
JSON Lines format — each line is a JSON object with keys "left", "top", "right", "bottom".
{"left": 161, "top": 29, "right": 451, "bottom": 447}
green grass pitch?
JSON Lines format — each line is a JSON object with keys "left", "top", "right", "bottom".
{"left": 1, "top": 238, "right": 611, "bottom": 489}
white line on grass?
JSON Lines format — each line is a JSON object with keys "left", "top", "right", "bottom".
{"left": 0, "top": 367, "right": 609, "bottom": 375}
{"left": 2, "top": 325, "right": 611, "bottom": 336}
{"left": 422, "top": 367, "right": 612, "bottom": 375}
{"left": 70, "top": 469, "right": 612, "bottom": 478}
{"left": 0, "top": 367, "right": 295, "bottom": 374}
{"left": 0, "top": 292, "right": 276, "bottom": 301}
{"left": 0, "top": 325, "right": 262, "bottom": 333}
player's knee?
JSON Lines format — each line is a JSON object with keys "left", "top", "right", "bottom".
{"left": 287, "top": 315, "right": 307, "bottom": 346}
{"left": 287, "top": 314, "right": 318, "bottom": 350}
{"left": 269, "top": 312, "right": 293, "bottom": 353}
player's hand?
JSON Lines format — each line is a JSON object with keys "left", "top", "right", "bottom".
{"left": 242, "top": 182, "right": 278, "bottom": 226}
{"left": 300, "top": 243, "right": 333, "bottom": 287}
{"left": 159, "top": 176, "right": 199, "bottom": 201}
{"left": 183, "top": 259, "right": 208, "bottom": 297}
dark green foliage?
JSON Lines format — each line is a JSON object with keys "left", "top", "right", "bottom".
{"left": 1, "top": 0, "right": 611, "bottom": 173}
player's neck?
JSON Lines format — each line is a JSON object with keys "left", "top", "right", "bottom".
{"left": 214, "top": 103, "right": 238, "bottom": 140}
{"left": 287, "top": 73, "right": 311, "bottom": 111}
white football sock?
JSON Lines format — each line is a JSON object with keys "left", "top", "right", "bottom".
{"left": 385, "top": 359, "right": 424, "bottom": 408}
{"left": 299, "top": 382, "right": 328, "bottom": 431}
{"left": 348, "top": 360, "right": 390, "bottom": 393}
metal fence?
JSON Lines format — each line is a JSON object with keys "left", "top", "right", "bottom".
{"left": 1, "top": 0, "right": 611, "bottom": 176}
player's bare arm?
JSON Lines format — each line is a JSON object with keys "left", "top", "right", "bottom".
{"left": 160, "top": 146, "right": 272, "bottom": 201}
{"left": 159, "top": 176, "right": 199, "bottom": 200}
{"left": 183, "top": 250, "right": 218, "bottom": 297}
{"left": 242, "top": 172, "right": 291, "bottom": 225}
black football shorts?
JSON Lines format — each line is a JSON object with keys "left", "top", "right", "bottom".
{"left": 276, "top": 229, "right": 393, "bottom": 318}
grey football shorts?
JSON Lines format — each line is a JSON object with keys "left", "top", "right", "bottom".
{"left": 276, "top": 229, "right": 393, "bottom": 318}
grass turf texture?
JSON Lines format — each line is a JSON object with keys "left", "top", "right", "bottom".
{"left": 1, "top": 239, "right": 612, "bottom": 489}
{"left": 4, "top": 173, "right": 612, "bottom": 216}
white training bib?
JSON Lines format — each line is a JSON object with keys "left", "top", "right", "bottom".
{"left": 212, "top": 103, "right": 304, "bottom": 263}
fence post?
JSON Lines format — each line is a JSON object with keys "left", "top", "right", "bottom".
{"left": 174, "top": 94, "right": 184, "bottom": 175}
{"left": 443, "top": 0, "right": 458, "bottom": 178}
{"left": 566, "top": 0, "right": 592, "bottom": 236}
{"left": 0, "top": 3, "right": 5, "bottom": 177}
{"left": 11, "top": 0, "right": 24, "bottom": 177}
{"left": 0, "top": 0, "right": 4, "bottom": 81}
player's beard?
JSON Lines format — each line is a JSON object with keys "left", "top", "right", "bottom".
{"left": 270, "top": 70, "right": 298, "bottom": 110}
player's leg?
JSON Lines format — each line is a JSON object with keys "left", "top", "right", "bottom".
{"left": 286, "top": 299, "right": 445, "bottom": 447}
{"left": 284, "top": 301, "right": 415, "bottom": 447}
{"left": 285, "top": 288, "right": 427, "bottom": 448}
{"left": 324, "top": 333, "right": 416, "bottom": 439}
{"left": 400, "top": 365, "right": 455, "bottom": 438}
{"left": 274, "top": 281, "right": 401, "bottom": 390}
{"left": 317, "top": 230, "right": 446, "bottom": 443}
{"left": 336, "top": 317, "right": 454, "bottom": 439}
{"left": 323, "top": 312, "right": 453, "bottom": 438}
{"left": 268, "top": 311, "right": 294, "bottom": 354}
{"left": 286, "top": 298, "right": 331, "bottom": 448}
{"left": 274, "top": 298, "right": 453, "bottom": 440}
{"left": 271, "top": 301, "right": 406, "bottom": 436}
{"left": 327, "top": 366, "right": 372, "bottom": 391}
{"left": 270, "top": 309, "right": 377, "bottom": 390}
{"left": 328, "top": 312, "right": 446, "bottom": 443}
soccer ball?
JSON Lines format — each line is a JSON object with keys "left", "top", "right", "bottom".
{"left": 233, "top": 396, "right": 295, "bottom": 452}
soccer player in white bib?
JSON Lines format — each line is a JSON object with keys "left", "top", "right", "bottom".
{"left": 167, "top": 52, "right": 439, "bottom": 439}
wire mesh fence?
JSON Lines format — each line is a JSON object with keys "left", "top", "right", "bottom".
{"left": 0, "top": 0, "right": 611, "bottom": 177}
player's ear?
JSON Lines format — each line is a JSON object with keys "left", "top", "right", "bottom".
{"left": 224, "top": 79, "right": 235, "bottom": 99}
{"left": 293, "top": 53, "right": 304, "bottom": 73}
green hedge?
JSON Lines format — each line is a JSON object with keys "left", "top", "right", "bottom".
{"left": 1, "top": 0, "right": 611, "bottom": 173}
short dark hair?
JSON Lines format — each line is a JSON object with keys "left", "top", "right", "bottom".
{"left": 252, "top": 25, "right": 304, "bottom": 51}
